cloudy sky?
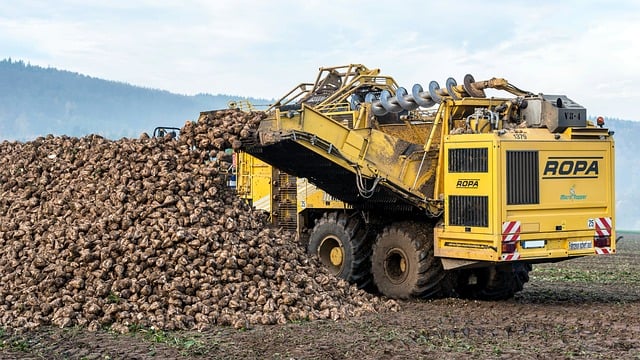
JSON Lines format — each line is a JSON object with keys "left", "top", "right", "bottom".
{"left": 1, "top": 0, "right": 638, "bottom": 120}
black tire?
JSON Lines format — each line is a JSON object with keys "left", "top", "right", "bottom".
{"left": 454, "top": 263, "right": 532, "bottom": 300}
{"left": 307, "top": 212, "right": 373, "bottom": 289}
{"left": 371, "top": 221, "right": 447, "bottom": 299}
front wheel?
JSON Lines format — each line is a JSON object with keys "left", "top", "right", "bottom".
{"left": 307, "top": 212, "right": 373, "bottom": 289}
{"left": 371, "top": 221, "right": 447, "bottom": 299}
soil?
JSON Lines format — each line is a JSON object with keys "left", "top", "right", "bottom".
{"left": 2, "top": 232, "right": 639, "bottom": 360}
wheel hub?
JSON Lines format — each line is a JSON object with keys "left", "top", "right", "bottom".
{"left": 385, "top": 248, "right": 409, "bottom": 284}
{"left": 318, "top": 236, "right": 344, "bottom": 275}
{"left": 330, "top": 246, "right": 343, "bottom": 266}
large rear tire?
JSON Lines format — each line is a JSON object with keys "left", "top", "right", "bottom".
{"left": 371, "top": 221, "right": 447, "bottom": 299}
{"left": 307, "top": 212, "right": 373, "bottom": 289}
{"left": 454, "top": 263, "right": 532, "bottom": 300}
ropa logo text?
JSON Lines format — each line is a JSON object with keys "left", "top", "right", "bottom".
{"left": 456, "top": 179, "right": 479, "bottom": 188}
{"left": 543, "top": 159, "right": 599, "bottom": 178}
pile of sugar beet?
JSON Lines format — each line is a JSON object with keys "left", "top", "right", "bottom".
{"left": 0, "top": 109, "right": 397, "bottom": 333}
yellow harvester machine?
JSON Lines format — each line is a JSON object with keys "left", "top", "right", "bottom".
{"left": 240, "top": 64, "right": 616, "bottom": 300}
{"left": 235, "top": 151, "right": 348, "bottom": 234}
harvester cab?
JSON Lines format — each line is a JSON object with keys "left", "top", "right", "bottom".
{"left": 152, "top": 126, "right": 180, "bottom": 139}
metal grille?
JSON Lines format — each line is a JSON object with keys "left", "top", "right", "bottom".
{"left": 448, "top": 195, "right": 488, "bottom": 227}
{"left": 449, "top": 148, "right": 488, "bottom": 173}
{"left": 274, "top": 172, "right": 298, "bottom": 232}
{"left": 506, "top": 151, "right": 539, "bottom": 205}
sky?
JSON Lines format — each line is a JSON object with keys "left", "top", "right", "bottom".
{"left": 1, "top": 0, "right": 639, "bottom": 120}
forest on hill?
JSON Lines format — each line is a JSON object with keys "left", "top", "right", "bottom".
{"left": 610, "top": 119, "right": 639, "bottom": 231}
{"left": 0, "top": 59, "right": 269, "bottom": 140}
{"left": 0, "top": 59, "right": 638, "bottom": 230}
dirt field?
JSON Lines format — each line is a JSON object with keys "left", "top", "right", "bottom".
{"left": 2, "top": 232, "right": 639, "bottom": 360}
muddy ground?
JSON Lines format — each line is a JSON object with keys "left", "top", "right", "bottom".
{"left": 2, "top": 232, "right": 639, "bottom": 360}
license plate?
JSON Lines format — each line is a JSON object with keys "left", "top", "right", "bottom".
{"left": 522, "top": 240, "right": 546, "bottom": 249}
{"left": 569, "top": 241, "right": 592, "bottom": 250}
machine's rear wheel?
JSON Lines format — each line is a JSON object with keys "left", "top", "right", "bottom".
{"left": 308, "top": 212, "right": 373, "bottom": 289}
{"left": 454, "top": 263, "right": 532, "bottom": 300}
{"left": 371, "top": 221, "right": 447, "bottom": 299}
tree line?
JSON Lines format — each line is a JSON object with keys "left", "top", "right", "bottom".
{"left": 0, "top": 58, "right": 268, "bottom": 140}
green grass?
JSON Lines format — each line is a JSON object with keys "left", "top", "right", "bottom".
{"left": 529, "top": 232, "right": 640, "bottom": 286}
{"left": 0, "top": 328, "right": 36, "bottom": 354}
{"left": 531, "top": 267, "right": 640, "bottom": 284}
{"left": 127, "top": 325, "right": 213, "bottom": 356}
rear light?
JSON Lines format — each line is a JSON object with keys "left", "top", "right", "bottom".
{"left": 596, "top": 116, "right": 605, "bottom": 127}
{"left": 502, "top": 241, "right": 517, "bottom": 253}
{"left": 594, "top": 235, "right": 610, "bottom": 248}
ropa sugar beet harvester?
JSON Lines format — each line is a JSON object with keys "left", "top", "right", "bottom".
{"left": 240, "top": 64, "right": 615, "bottom": 300}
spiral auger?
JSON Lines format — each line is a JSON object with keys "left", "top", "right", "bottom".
{"left": 364, "top": 74, "right": 522, "bottom": 116}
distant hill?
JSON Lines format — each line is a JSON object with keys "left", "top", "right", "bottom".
{"left": 0, "top": 59, "right": 638, "bottom": 230}
{"left": 609, "top": 118, "right": 640, "bottom": 231}
{"left": 0, "top": 59, "right": 271, "bottom": 140}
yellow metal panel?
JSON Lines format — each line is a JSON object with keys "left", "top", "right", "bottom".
{"left": 236, "top": 152, "right": 273, "bottom": 213}
{"left": 264, "top": 105, "right": 439, "bottom": 202}
{"left": 297, "top": 178, "right": 347, "bottom": 212}
{"left": 436, "top": 127, "right": 615, "bottom": 262}
{"left": 236, "top": 151, "right": 349, "bottom": 232}
{"left": 434, "top": 226, "right": 499, "bottom": 261}
{"left": 500, "top": 131, "right": 614, "bottom": 236}
{"left": 442, "top": 137, "right": 495, "bottom": 235}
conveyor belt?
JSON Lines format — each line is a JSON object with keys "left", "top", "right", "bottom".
{"left": 245, "top": 139, "right": 417, "bottom": 213}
